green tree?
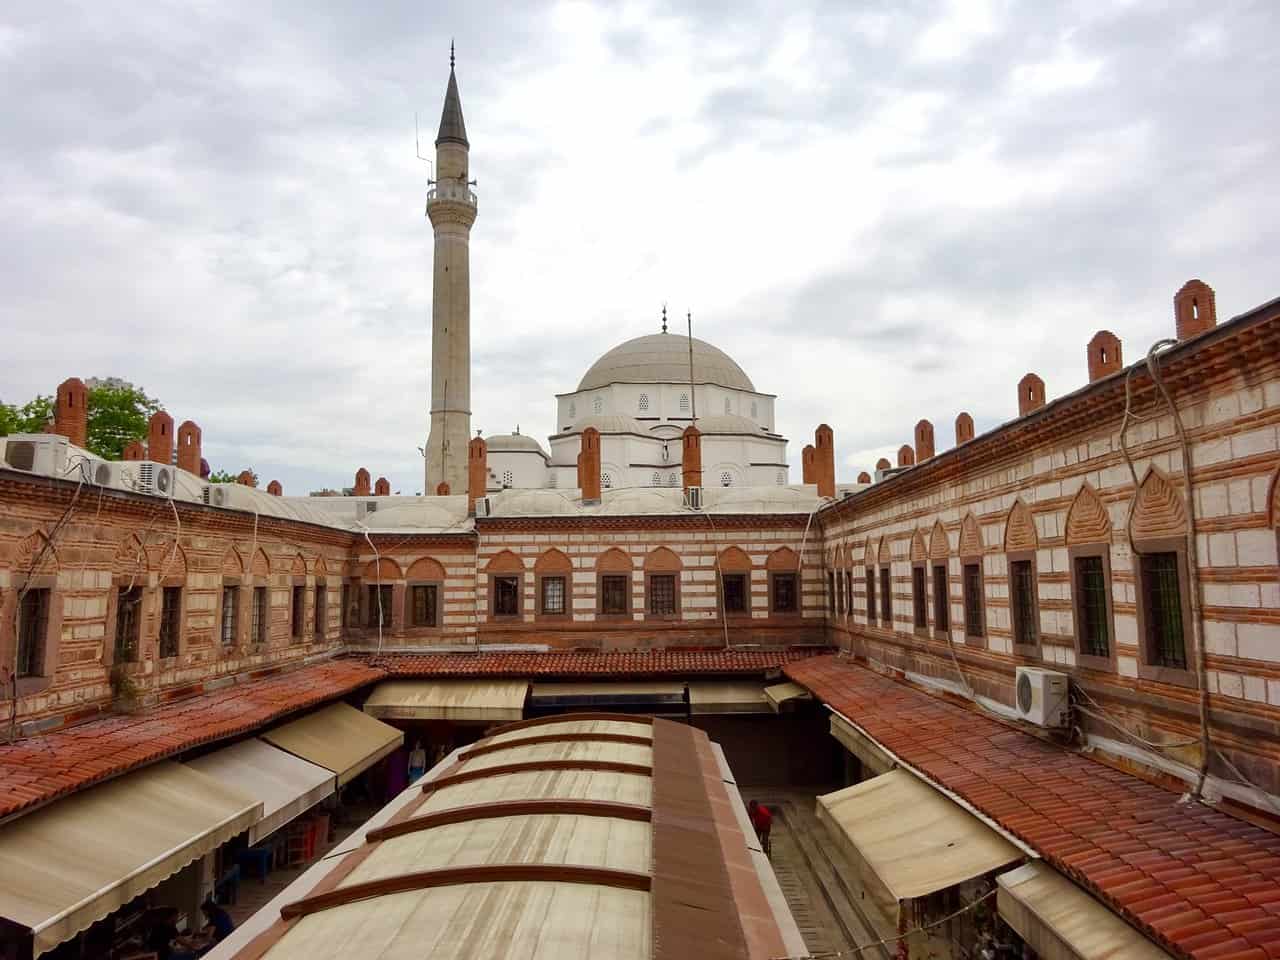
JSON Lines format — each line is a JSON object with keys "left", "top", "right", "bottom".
{"left": 86, "top": 383, "right": 160, "bottom": 460}
{"left": 208, "top": 468, "right": 258, "bottom": 486}
{"left": 0, "top": 395, "right": 55, "bottom": 436}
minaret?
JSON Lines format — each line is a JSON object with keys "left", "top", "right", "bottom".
{"left": 424, "top": 46, "right": 478, "bottom": 495}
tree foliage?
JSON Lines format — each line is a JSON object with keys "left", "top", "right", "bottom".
{"left": 0, "top": 382, "right": 159, "bottom": 460}
{"left": 208, "top": 468, "right": 257, "bottom": 486}
{"left": 0, "top": 395, "right": 54, "bottom": 437}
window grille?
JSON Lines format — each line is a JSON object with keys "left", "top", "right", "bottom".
{"left": 679, "top": 393, "right": 689, "bottom": 412}
{"left": 1141, "top": 552, "right": 1186, "bottom": 668}
{"left": 772, "top": 574, "right": 798, "bottom": 613}
{"left": 879, "top": 568, "right": 891, "bottom": 624}
{"left": 933, "top": 565, "right": 949, "bottom": 631}
{"left": 17, "top": 588, "right": 49, "bottom": 677}
{"left": 912, "top": 567, "right": 927, "bottom": 628}
{"left": 1074, "top": 556, "right": 1109, "bottom": 657}
{"left": 722, "top": 574, "right": 747, "bottom": 613}
{"left": 116, "top": 586, "right": 142, "bottom": 662}
{"left": 836, "top": 569, "right": 844, "bottom": 614}
{"left": 253, "top": 586, "right": 269, "bottom": 643}
{"left": 600, "top": 575, "right": 628, "bottom": 614}
{"left": 541, "top": 576, "right": 565, "bottom": 615}
{"left": 1010, "top": 560, "right": 1038, "bottom": 645}
{"left": 502, "top": 470, "right": 513, "bottom": 487}
{"left": 314, "top": 585, "right": 326, "bottom": 639}
{"left": 493, "top": 576, "right": 520, "bottom": 616}
{"left": 291, "top": 584, "right": 305, "bottom": 639}
{"left": 649, "top": 575, "right": 676, "bottom": 615}
{"left": 412, "top": 584, "right": 438, "bottom": 626}
{"left": 221, "top": 586, "right": 237, "bottom": 647}
{"left": 601, "top": 472, "right": 612, "bottom": 488}
{"left": 963, "top": 564, "right": 983, "bottom": 637}
{"left": 367, "top": 584, "right": 392, "bottom": 628}
{"left": 159, "top": 587, "right": 181, "bottom": 658}
{"left": 720, "top": 471, "right": 732, "bottom": 487}
{"left": 638, "top": 394, "right": 649, "bottom": 411}
{"left": 865, "top": 569, "right": 877, "bottom": 622}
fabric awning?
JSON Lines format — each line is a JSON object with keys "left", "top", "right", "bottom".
{"left": 261, "top": 702, "right": 403, "bottom": 788}
{"left": 529, "top": 681, "right": 686, "bottom": 706}
{"left": 817, "top": 769, "right": 1021, "bottom": 903}
{"left": 362, "top": 680, "right": 529, "bottom": 722}
{"left": 829, "top": 714, "right": 895, "bottom": 777}
{"left": 188, "top": 738, "right": 334, "bottom": 844}
{"left": 0, "top": 761, "right": 259, "bottom": 958}
{"left": 997, "top": 862, "right": 1172, "bottom": 960}
{"left": 764, "top": 681, "right": 812, "bottom": 711}
{"left": 687, "top": 682, "right": 771, "bottom": 715}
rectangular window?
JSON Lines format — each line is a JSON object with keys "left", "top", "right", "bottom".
{"left": 600, "top": 575, "right": 629, "bottom": 615}
{"left": 159, "top": 586, "right": 181, "bottom": 658}
{"left": 17, "top": 588, "right": 49, "bottom": 677}
{"left": 879, "top": 568, "right": 891, "bottom": 625}
{"left": 963, "top": 564, "right": 983, "bottom": 638}
{"left": 340, "top": 583, "right": 350, "bottom": 628}
{"left": 912, "top": 567, "right": 927, "bottom": 628}
{"left": 411, "top": 584, "right": 438, "bottom": 626}
{"left": 1141, "top": 552, "right": 1186, "bottom": 669}
{"left": 836, "top": 571, "right": 844, "bottom": 615}
{"left": 314, "top": 585, "right": 326, "bottom": 638}
{"left": 291, "top": 584, "right": 305, "bottom": 639}
{"left": 253, "top": 586, "right": 268, "bottom": 644}
{"left": 493, "top": 576, "right": 520, "bottom": 617}
{"left": 827, "top": 572, "right": 836, "bottom": 615}
{"left": 722, "top": 574, "right": 747, "bottom": 614}
{"left": 865, "top": 569, "right": 876, "bottom": 623}
{"left": 221, "top": 586, "right": 238, "bottom": 647}
{"left": 772, "top": 573, "right": 798, "bottom": 613}
{"left": 541, "top": 576, "right": 566, "bottom": 615}
{"left": 1074, "top": 556, "right": 1110, "bottom": 658}
{"left": 648, "top": 574, "right": 676, "bottom": 616}
{"left": 367, "top": 584, "right": 393, "bottom": 628}
{"left": 115, "top": 586, "right": 142, "bottom": 662}
{"left": 845, "top": 571, "right": 852, "bottom": 617}
{"left": 1010, "top": 560, "right": 1038, "bottom": 647}
{"left": 932, "top": 565, "right": 950, "bottom": 632}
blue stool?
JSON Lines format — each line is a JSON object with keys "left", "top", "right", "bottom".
{"left": 237, "top": 846, "right": 272, "bottom": 882}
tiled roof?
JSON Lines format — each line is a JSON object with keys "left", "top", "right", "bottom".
{"left": 785, "top": 655, "right": 1280, "bottom": 960}
{"left": 368, "top": 648, "right": 829, "bottom": 677}
{"left": 0, "top": 659, "right": 383, "bottom": 823}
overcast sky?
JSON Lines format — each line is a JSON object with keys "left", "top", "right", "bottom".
{"left": 3, "top": 1, "right": 1277, "bottom": 494}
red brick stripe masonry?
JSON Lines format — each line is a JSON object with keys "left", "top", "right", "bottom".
{"left": 785, "top": 655, "right": 1280, "bottom": 960}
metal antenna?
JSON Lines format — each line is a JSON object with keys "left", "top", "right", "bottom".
{"left": 450, "top": 39, "right": 456, "bottom": 70}
{"left": 415, "top": 112, "right": 434, "bottom": 182}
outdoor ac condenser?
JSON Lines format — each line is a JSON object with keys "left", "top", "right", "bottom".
{"left": 1014, "top": 666, "right": 1069, "bottom": 728}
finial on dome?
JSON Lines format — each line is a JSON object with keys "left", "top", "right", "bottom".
{"left": 515, "top": 424, "right": 520, "bottom": 435}
{"left": 450, "top": 39, "right": 455, "bottom": 71}
{"left": 661, "top": 304, "right": 667, "bottom": 334}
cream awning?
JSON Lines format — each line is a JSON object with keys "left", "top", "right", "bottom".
{"left": 529, "top": 681, "right": 686, "bottom": 704}
{"left": 829, "top": 714, "right": 895, "bottom": 777}
{"left": 0, "top": 761, "right": 259, "bottom": 957}
{"left": 687, "top": 682, "right": 771, "bottom": 715}
{"left": 817, "top": 769, "right": 1021, "bottom": 903}
{"left": 363, "top": 680, "right": 529, "bottom": 722}
{"left": 188, "top": 738, "right": 334, "bottom": 844}
{"left": 997, "top": 862, "right": 1173, "bottom": 960}
{"left": 261, "top": 702, "right": 403, "bottom": 788}
{"left": 764, "top": 681, "right": 812, "bottom": 711}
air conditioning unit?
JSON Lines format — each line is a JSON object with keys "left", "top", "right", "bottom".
{"left": 134, "top": 460, "right": 176, "bottom": 497}
{"left": 1015, "top": 667, "right": 1069, "bottom": 728}
{"left": 686, "top": 486, "right": 704, "bottom": 511}
{"left": 355, "top": 500, "right": 379, "bottom": 522}
{"left": 474, "top": 496, "right": 492, "bottom": 518}
{"left": 206, "top": 483, "right": 257, "bottom": 510}
{"left": 2, "top": 434, "right": 69, "bottom": 477}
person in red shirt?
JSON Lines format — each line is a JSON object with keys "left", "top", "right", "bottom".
{"left": 748, "top": 799, "right": 773, "bottom": 854}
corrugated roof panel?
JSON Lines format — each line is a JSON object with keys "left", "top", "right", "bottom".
{"left": 424, "top": 769, "right": 653, "bottom": 813}
{"left": 461, "top": 740, "right": 652, "bottom": 773}
{"left": 485, "top": 718, "right": 653, "bottom": 746}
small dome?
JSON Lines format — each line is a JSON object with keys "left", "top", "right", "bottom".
{"left": 485, "top": 433, "right": 549, "bottom": 457}
{"left": 558, "top": 415, "right": 652, "bottom": 437}
{"left": 691, "top": 414, "right": 771, "bottom": 436}
{"left": 578, "top": 333, "right": 755, "bottom": 392}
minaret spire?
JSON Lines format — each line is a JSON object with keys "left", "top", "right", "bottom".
{"left": 436, "top": 43, "right": 468, "bottom": 147}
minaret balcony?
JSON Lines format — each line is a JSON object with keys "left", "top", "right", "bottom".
{"left": 426, "top": 182, "right": 478, "bottom": 209}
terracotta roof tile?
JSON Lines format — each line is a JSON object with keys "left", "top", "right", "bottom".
{"left": 785, "top": 654, "right": 1280, "bottom": 960}
{"left": 0, "top": 659, "right": 382, "bottom": 822}
{"left": 366, "top": 647, "right": 829, "bottom": 678}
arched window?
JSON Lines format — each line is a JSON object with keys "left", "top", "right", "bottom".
{"left": 651, "top": 471, "right": 661, "bottom": 486}
{"left": 601, "top": 472, "right": 612, "bottom": 489}
{"left": 502, "top": 470, "right": 513, "bottom": 487}
{"left": 679, "top": 393, "right": 690, "bottom": 413}
{"left": 638, "top": 394, "right": 649, "bottom": 412}
{"left": 593, "top": 396, "right": 603, "bottom": 415}
{"left": 720, "top": 471, "right": 733, "bottom": 487}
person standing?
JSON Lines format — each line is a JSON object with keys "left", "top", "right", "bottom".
{"left": 408, "top": 740, "right": 428, "bottom": 782}
{"left": 748, "top": 799, "right": 773, "bottom": 855}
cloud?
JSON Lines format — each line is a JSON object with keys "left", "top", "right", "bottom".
{"left": 1, "top": 0, "right": 1277, "bottom": 496}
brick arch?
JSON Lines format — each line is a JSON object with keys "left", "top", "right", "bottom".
{"left": 314, "top": 556, "right": 329, "bottom": 578}
{"left": 1132, "top": 468, "right": 1187, "bottom": 540}
{"left": 839, "top": 543, "right": 852, "bottom": 570}
{"left": 959, "top": 514, "right": 983, "bottom": 557}
{"left": 148, "top": 542, "right": 188, "bottom": 580}
{"left": 534, "top": 548, "right": 572, "bottom": 573}
{"left": 222, "top": 547, "right": 244, "bottom": 577}
{"left": 291, "top": 552, "right": 307, "bottom": 577}
{"left": 8, "top": 531, "right": 58, "bottom": 576}
{"left": 363, "top": 557, "right": 402, "bottom": 580}
{"left": 877, "top": 537, "right": 891, "bottom": 566}
{"left": 766, "top": 546, "right": 798, "bottom": 571}
{"left": 929, "top": 520, "right": 950, "bottom": 560}
{"left": 113, "top": 533, "right": 149, "bottom": 578}
{"left": 910, "top": 529, "right": 928, "bottom": 563}
{"left": 645, "top": 547, "right": 682, "bottom": 571}
{"left": 718, "top": 546, "right": 753, "bottom": 572}
{"left": 251, "top": 548, "right": 271, "bottom": 578}
{"left": 485, "top": 550, "right": 524, "bottom": 574}
{"left": 864, "top": 539, "right": 877, "bottom": 568}
{"left": 1003, "top": 500, "right": 1038, "bottom": 553}
{"left": 1065, "top": 482, "right": 1112, "bottom": 545}
{"left": 406, "top": 557, "right": 446, "bottom": 580}
{"left": 595, "top": 548, "right": 633, "bottom": 572}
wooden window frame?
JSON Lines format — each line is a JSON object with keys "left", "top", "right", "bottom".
{"left": 252, "top": 585, "right": 269, "bottom": 646}
{"left": 865, "top": 568, "right": 876, "bottom": 624}
{"left": 313, "top": 583, "right": 327, "bottom": 640}
{"left": 598, "top": 573, "right": 631, "bottom": 617}
{"left": 961, "top": 559, "right": 985, "bottom": 646}
{"left": 911, "top": 563, "right": 928, "bottom": 636}
{"left": 769, "top": 572, "right": 799, "bottom": 616}
{"left": 645, "top": 573, "right": 680, "bottom": 621}
{"left": 879, "top": 567, "right": 892, "bottom": 627}
{"left": 1007, "top": 550, "right": 1041, "bottom": 657}
{"left": 112, "top": 583, "right": 145, "bottom": 665}
{"left": 490, "top": 574, "right": 521, "bottom": 619}
{"left": 366, "top": 583, "right": 394, "bottom": 629}
{"left": 536, "top": 574, "right": 569, "bottom": 619}
{"left": 158, "top": 585, "right": 183, "bottom": 660}
{"left": 719, "top": 572, "right": 750, "bottom": 618}
{"left": 290, "top": 582, "right": 306, "bottom": 642}
{"left": 1133, "top": 537, "right": 1197, "bottom": 688}
{"left": 932, "top": 563, "right": 950, "bottom": 639}
{"left": 3, "top": 577, "right": 61, "bottom": 696}
{"left": 407, "top": 581, "right": 442, "bottom": 629}
{"left": 1068, "top": 544, "right": 1116, "bottom": 672}
{"left": 219, "top": 579, "right": 240, "bottom": 650}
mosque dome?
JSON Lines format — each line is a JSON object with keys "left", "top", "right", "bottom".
{"left": 577, "top": 333, "right": 755, "bottom": 392}
{"left": 558, "top": 415, "right": 651, "bottom": 436}
{"left": 690, "top": 414, "right": 774, "bottom": 436}
{"left": 484, "top": 432, "right": 548, "bottom": 457}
